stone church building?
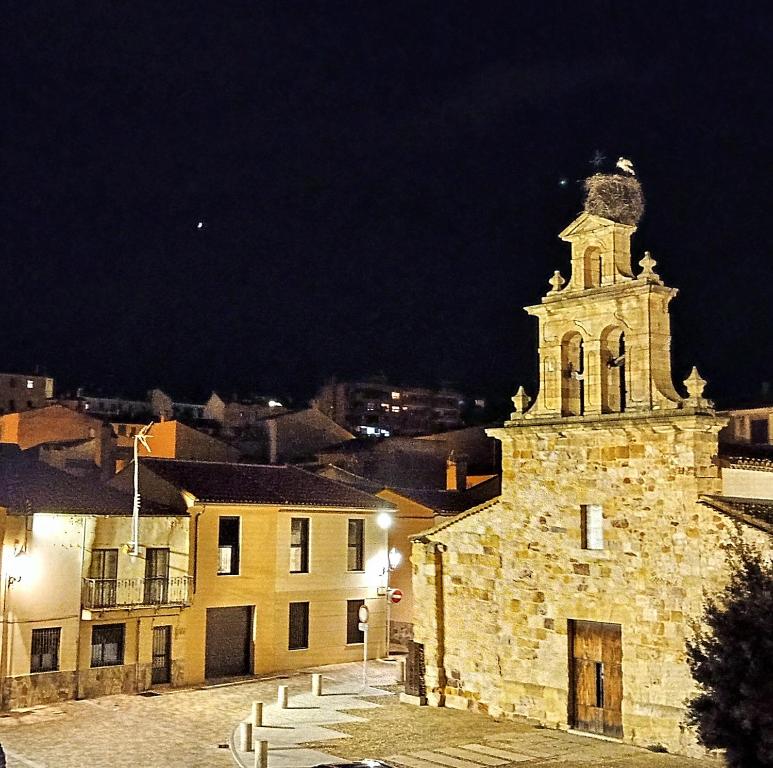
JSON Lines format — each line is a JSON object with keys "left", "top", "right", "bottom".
{"left": 410, "top": 173, "right": 772, "bottom": 756}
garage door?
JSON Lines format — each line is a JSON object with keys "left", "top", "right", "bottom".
{"left": 205, "top": 606, "right": 253, "bottom": 679}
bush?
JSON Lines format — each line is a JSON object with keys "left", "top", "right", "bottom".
{"left": 687, "top": 538, "right": 773, "bottom": 767}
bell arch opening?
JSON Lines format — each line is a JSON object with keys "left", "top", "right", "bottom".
{"left": 583, "top": 246, "right": 602, "bottom": 289}
{"left": 561, "top": 331, "right": 585, "bottom": 416}
{"left": 601, "top": 326, "right": 626, "bottom": 413}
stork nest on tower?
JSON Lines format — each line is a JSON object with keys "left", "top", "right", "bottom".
{"left": 583, "top": 173, "right": 645, "bottom": 226}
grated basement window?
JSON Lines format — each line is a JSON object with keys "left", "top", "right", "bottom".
{"left": 31, "top": 627, "right": 61, "bottom": 673}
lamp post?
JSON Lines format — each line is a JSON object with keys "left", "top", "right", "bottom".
{"left": 376, "top": 512, "right": 401, "bottom": 657}
{"left": 385, "top": 546, "right": 402, "bottom": 655}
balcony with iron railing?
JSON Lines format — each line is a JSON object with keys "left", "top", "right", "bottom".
{"left": 82, "top": 576, "right": 192, "bottom": 609}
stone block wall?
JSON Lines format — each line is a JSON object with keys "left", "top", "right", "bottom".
{"left": 2, "top": 671, "right": 78, "bottom": 709}
{"left": 79, "top": 663, "right": 142, "bottom": 700}
{"left": 412, "top": 411, "right": 771, "bottom": 757}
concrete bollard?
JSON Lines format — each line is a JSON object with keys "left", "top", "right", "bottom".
{"left": 254, "top": 739, "right": 268, "bottom": 768}
{"left": 277, "top": 684, "right": 288, "bottom": 708}
{"left": 238, "top": 721, "right": 253, "bottom": 752}
{"left": 251, "top": 701, "right": 263, "bottom": 727}
{"left": 396, "top": 657, "right": 406, "bottom": 684}
{"left": 311, "top": 673, "right": 323, "bottom": 696}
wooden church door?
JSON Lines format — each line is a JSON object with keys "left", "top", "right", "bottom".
{"left": 569, "top": 620, "right": 623, "bottom": 738}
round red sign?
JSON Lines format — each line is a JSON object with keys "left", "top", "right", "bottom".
{"left": 389, "top": 588, "right": 403, "bottom": 604}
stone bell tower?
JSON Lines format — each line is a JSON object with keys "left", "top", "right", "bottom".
{"left": 408, "top": 166, "right": 732, "bottom": 757}
{"left": 512, "top": 172, "right": 686, "bottom": 420}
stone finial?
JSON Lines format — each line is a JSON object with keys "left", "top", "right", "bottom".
{"left": 683, "top": 366, "right": 713, "bottom": 409}
{"left": 638, "top": 251, "right": 662, "bottom": 283}
{"left": 548, "top": 270, "right": 566, "bottom": 293}
{"left": 510, "top": 386, "right": 531, "bottom": 419}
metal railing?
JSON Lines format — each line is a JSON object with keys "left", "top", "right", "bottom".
{"left": 82, "top": 576, "right": 191, "bottom": 609}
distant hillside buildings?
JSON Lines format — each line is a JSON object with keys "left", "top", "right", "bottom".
{"left": 0, "top": 373, "right": 54, "bottom": 414}
{"left": 312, "top": 379, "right": 481, "bottom": 437}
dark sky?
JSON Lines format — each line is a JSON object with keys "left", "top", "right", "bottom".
{"left": 5, "top": 2, "right": 772, "bottom": 410}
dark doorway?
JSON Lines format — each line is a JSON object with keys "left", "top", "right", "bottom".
{"left": 569, "top": 620, "right": 622, "bottom": 738}
{"left": 750, "top": 418, "right": 769, "bottom": 444}
{"left": 151, "top": 625, "right": 171, "bottom": 685}
{"left": 205, "top": 606, "right": 253, "bottom": 679}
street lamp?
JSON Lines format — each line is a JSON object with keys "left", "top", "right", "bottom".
{"left": 376, "top": 512, "right": 401, "bottom": 656}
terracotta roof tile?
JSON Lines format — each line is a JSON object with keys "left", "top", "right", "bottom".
{"left": 141, "top": 458, "right": 392, "bottom": 509}
{"left": 0, "top": 447, "right": 175, "bottom": 516}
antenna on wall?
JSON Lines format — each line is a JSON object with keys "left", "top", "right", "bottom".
{"left": 129, "top": 422, "right": 153, "bottom": 556}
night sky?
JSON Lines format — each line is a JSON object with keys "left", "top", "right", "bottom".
{"left": 5, "top": 3, "right": 772, "bottom": 412}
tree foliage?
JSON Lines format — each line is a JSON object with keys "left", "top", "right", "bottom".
{"left": 687, "top": 537, "right": 773, "bottom": 767}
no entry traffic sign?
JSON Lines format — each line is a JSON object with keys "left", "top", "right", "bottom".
{"left": 389, "top": 588, "right": 403, "bottom": 604}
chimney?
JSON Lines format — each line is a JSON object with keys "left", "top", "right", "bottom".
{"left": 446, "top": 451, "right": 467, "bottom": 491}
{"left": 267, "top": 418, "right": 278, "bottom": 464}
{"left": 98, "top": 422, "right": 116, "bottom": 480}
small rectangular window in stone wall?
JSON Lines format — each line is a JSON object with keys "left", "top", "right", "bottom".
{"left": 405, "top": 640, "right": 426, "bottom": 697}
{"left": 581, "top": 504, "right": 604, "bottom": 550}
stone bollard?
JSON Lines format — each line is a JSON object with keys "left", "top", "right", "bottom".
{"left": 277, "top": 684, "right": 288, "bottom": 708}
{"left": 396, "top": 657, "right": 406, "bottom": 684}
{"left": 251, "top": 701, "right": 263, "bottom": 727}
{"left": 311, "top": 673, "right": 323, "bottom": 696}
{"left": 254, "top": 739, "right": 268, "bottom": 768}
{"left": 238, "top": 721, "right": 253, "bottom": 753}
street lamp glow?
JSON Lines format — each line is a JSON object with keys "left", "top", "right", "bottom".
{"left": 388, "top": 547, "right": 402, "bottom": 570}
{"left": 376, "top": 511, "right": 393, "bottom": 530}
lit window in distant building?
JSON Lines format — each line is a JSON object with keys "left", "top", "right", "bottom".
{"left": 380, "top": 403, "right": 389, "bottom": 410}
{"left": 391, "top": 406, "right": 400, "bottom": 413}
{"left": 366, "top": 402, "right": 375, "bottom": 411}
{"left": 391, "top": 391, "right": 400, "bottom": 400}
{"left": 26, "top": 379, "right": 34, "bottom": 389}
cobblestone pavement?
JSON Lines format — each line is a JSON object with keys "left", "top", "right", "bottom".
{"left": 0, "top": 661, "right": 721, "bottom": 768}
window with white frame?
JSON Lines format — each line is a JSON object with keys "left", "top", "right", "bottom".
{"left": 581, "top": 504, "right": 604, "bottom": 550}
{"left": 290, "top": 518, "right": 309, "bottom": 573}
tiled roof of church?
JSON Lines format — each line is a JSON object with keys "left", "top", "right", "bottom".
{"left": 409, "top": 496, "right": 502, "bottom": 539}
{"left": 699, "top": 495, "right": 773, "bottom": 535}
{"left": 717, "top": 442, "right": 773, "bottom": 472}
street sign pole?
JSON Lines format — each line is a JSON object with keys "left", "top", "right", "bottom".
{"left": 358, "top": 604, "right": 370, "bottom": 689}
{"left": 385, "top": 591, "right": 391, "bottom": 658}
{"left": 362, "top": 624, "right": 368, "bottom": 689}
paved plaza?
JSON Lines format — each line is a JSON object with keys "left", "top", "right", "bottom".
{"left": 0, "top": 661, "right": 721, "bottom": 768}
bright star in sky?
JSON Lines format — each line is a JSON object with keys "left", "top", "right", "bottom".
{"left": 196, "top": 221, "right": 204, "bottom": 229}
